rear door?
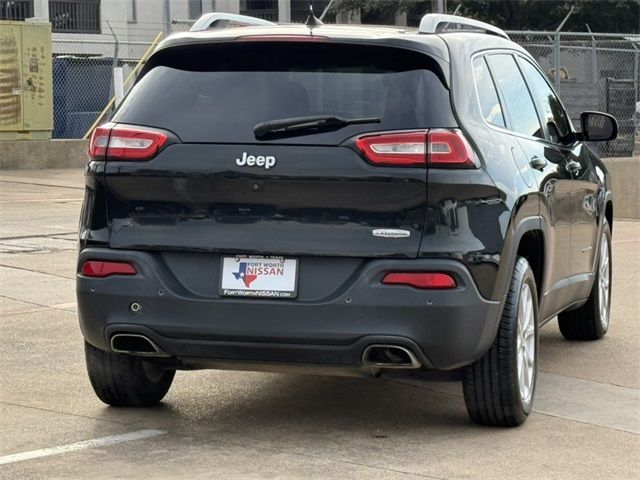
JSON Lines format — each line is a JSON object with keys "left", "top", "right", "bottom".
{"left": 104, "top": 41, "right": 456, "bottom": 258}
{"left": 516, "top": 56, "right": 601, "bottom": 301}
{"left": 484, "top": 52, "right": 575, "bottom": 319}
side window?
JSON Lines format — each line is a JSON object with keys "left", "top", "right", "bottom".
{"left": 473, "top": 56, "right": 505, "bottom": 128}
{"left": 486, "top": 54, "right": 543, "bottom": 139}
{"left": 518, "top": 58, "right": 572, "bottom": 143}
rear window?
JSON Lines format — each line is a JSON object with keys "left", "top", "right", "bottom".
{"left": 113, "top": 42, "right": 455, "bottom": 144}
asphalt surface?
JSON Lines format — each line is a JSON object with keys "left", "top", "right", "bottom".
{"left": 0, "top": 169, "right": 638, "bottom": 480}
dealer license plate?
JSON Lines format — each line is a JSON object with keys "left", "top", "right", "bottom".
{"left": 220, "top": 256, "right": 298, "bottom": 298}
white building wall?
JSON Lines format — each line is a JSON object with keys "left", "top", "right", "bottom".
{"left": 52, "top": 0, "right": 191, "bottom": 46}
{"left": 213, "top": 0, "right": 240, "bottom": 14}
{"left": 51, "top": 0, "right": 311, "bottom": 56}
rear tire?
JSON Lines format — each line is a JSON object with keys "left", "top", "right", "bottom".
{"left": 462, "top": 257, "right": 538, "bottom": 427}
{"left": 85, "top": 341, "right": 175, "bottom": 407}
{"left": 558, "top": 219, "right": 611, "bottom": 341}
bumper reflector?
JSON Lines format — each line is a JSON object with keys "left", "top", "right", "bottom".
{"left": 382, "top": 272, "right": 456, "bottom": 289}
{"left": 82, "top": 261, "right": 137, "bottom": 278}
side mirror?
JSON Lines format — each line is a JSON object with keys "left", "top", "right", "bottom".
{"left": 580, "top": 111, "right": 618, "bottom": 142}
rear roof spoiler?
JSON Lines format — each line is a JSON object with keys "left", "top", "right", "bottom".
{"left": 418, "top": 14, "right": 509, "bottom": 40}
{"left": 190, "top": 13, "right": 276, "bottom": 32}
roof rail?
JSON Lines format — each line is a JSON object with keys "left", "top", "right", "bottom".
{"left": 418, "top": 14, "right": 509, "bottom": 40}
{"left": 190, "top": 13, "right": 276, "bottom": 32}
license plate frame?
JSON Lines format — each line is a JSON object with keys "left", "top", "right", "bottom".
{"left": 220, "top": 255, "right": 298, "bottom": 299}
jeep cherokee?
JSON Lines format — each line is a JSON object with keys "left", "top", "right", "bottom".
{"left": 77, "top": 13, "right": 617, "bottom": 426}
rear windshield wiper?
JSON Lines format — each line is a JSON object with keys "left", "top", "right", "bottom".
{"left": 254, "top": 115, "right": 381, "bottom": 139}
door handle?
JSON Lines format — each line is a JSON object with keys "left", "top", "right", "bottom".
{"left": 566, "top": 160, "right": 582, "bottom": 174}
{"left": 529, "top": 156, "right": 547, "bottom": 171}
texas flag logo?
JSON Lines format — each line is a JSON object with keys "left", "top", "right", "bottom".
{"left": 232, "top": 262, "right": 257, "bottom": 288}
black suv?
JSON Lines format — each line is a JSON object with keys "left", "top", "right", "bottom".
{"left": 78, "top": 14, "right": 617, "bottom": 426}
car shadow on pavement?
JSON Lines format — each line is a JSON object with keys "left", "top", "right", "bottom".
{"left": 97, "top": 373, "right": 475, "bottom": 436}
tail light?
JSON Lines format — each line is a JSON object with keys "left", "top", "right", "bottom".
{"left": 88, "top": 124, "right": 169, "bottom": 161}
{"left": 355, "top": 129, "right": 477, "bottom": 168}
{"left": 382, "top": 272, "right": 457, "bottom": 289}
{"left": 88, "top": 125, "right": 111, "bottom": 158}
{"left": 81, "top": 261, "right": 137, "bottom": 278}
{"left": 428, "top": 129, "right": 478, "bottom": 167}
{"left": 355, "top": 131, "right": 427, "bottom": 166}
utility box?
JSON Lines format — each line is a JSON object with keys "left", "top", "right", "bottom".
{"left": 0, "top": 20, "right": 53, "bottom": 141}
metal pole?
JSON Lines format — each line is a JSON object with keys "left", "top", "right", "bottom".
{"left": 553, "top": 32, "right": 561, "bottom": 91}
{"left": 31, "top": 0, "right": 49, "bottom": 21}
{"left": 106, "top": 21, "right": 119, "bottom": 108}
{"left": 113, "top": 68, "right": 124, "bottom": 107}
{"left": 635, "top": 47, "right": 639, "bottom": 145}
{"left": 278, "top": 0, "right": 290, "bottom": 22}
{"left": 586, "top": 24, "right": 597, "bottom": 84}
{"left": 555, "top": 5, "right": 575, "bottom": 32}
{"left": 319, "top": 0, "right": 335, "bottom": 21}
{"left": 506, "top": 30, "right": 638, "bottom": 38}
{"left": 163, "top": 0, "right": 171, "bottom": 36}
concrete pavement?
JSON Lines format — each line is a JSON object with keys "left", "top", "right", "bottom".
{"left": 0, "top": 169, "right": 638, "bottom": 479}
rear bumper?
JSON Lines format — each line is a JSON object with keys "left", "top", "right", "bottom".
{"left": 77, "top": 248, "right": 502, "bottom": 371}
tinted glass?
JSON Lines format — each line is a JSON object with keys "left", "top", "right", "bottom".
{"left": 518, "top": 58, "right": 572, "bottom": 143}
{"left": 114, "top": 43, "right": 455, "bottom": 144}
{"left": 486, "top": 54, "right": 543, "bottom": 139}
{"left": 473, "top": 56, "right": 505, "bottom": 127}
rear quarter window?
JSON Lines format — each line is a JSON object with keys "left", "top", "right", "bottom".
{"left": 472, "top": 56, "right": 505, "bottom": 128}
{"left": 486, "top": 54, "right": 543, "bottom": 139}
{"left": 113, "top": 42, "right": 456, "bottom": 144}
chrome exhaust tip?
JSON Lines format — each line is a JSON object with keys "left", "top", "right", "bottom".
{"left": 362, "top": 344, "right": 421, "bottom": 369}
{"left": 110, "top": 334, "right": 168, "bottom": 357}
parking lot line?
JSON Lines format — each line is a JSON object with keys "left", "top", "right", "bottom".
{"left": 51, "top": 302, "right": 77, "bottom": 309}
{"left": 0, "top": 429, "right": 166, "bottom": 466}
{"left": 0, "top": 198, "right": 82, "bottom": 204}
{"left": 0, "top": 179, "right": 84, "bottom": 190}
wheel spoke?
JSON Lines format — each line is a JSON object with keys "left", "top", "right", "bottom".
{"left": 597, "top": 235, "right": 611, "bottom": 330}
{"left": 516, "top": 283, "right": 535, "bottom": 404}
{"left": 523, "top": 357, "right": 530, "bottom": 391}
{"left": 600, "top": 260, "right": 608, "bottom": 278}
{"left": 525, "top": 346, "right": 534, "bottom": 366}
{"left": 523, "top": 296, "right": 535, "bottom": 342}
{"left": 518, "top": 358, "right": 525, "bottom": 387}
{"left": 524, "top": 313, "right": 535, "bottom": 338}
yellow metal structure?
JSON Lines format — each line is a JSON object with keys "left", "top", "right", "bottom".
{"left": 0, "top": 20, "right": 52, "bottom": 141}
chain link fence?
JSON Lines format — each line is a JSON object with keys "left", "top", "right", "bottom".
{"left": 50, "top": 28, "right": 639, "bottom": 157}
{"left": 51, "top": 39, "right": 152, "bottom": 138}
{"left": 509, "top": 31, "right": 639, "bottom": 157}
{"left": 169, "top": 20, "right": 193, "bottom": 33}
